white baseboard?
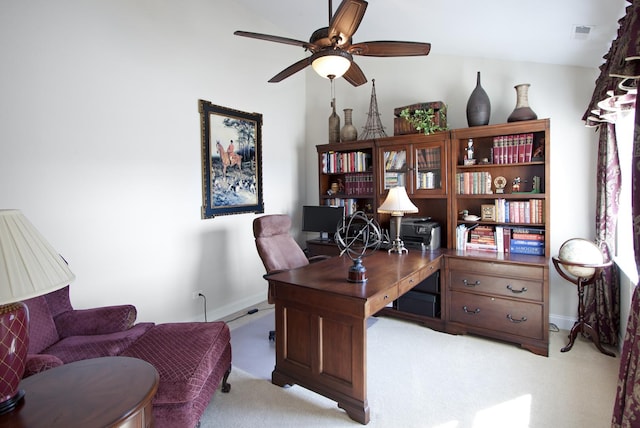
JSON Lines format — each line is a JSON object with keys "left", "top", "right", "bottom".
{"left": 549, "top": 313, "right": 576, "bottom": 331}
{"left": 186, "top": 291, "right": 266, "bottom": 323}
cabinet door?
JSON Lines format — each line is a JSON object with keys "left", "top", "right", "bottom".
{"left": 380, "top": 147, "right": 408, "bottom": 191}
{"left": 413, "top": 142, "right": 447, "bottom": 196}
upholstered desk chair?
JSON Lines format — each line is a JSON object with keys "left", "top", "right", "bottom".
{"left": 253, "top": 214, "right": 330, "bottom": 340}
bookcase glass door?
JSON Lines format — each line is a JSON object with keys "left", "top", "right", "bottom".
{"left": 415, "top": 146, "right": 442, "bottom": 191}
{"left": 382, "top": 149, "right": 407, "bottom": 190}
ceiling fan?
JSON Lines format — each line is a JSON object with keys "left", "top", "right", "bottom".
{"left": 234, "top": 0, "right": 431, "bottom": 87}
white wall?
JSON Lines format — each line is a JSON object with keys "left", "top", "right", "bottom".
{"left": 1, "top": 1, "right": 602, "bottom": 328}
{"left": 0, "top": 0, "right": 306, "bottom": 323}
{"left": 304, "top": 55, "right": 600, "bottom": 329}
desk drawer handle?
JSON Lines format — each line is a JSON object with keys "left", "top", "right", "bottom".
{"left": 462, "top": 306, "right": 480, "bottom": 314}
{"left": 462, "top": 279, "right": 480, "bottom": 287}
{"left": 507, "top": 314, "right": 527, "bottom": 323}
{"left": 507, "top": 285, "right": 528, "bottom": 294}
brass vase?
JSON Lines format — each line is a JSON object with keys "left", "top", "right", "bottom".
{"left": 507, "top": 83, "right": 538, "bottom": 122}
{"left": 340, "top": 108, "right": 358, "bottom": 142}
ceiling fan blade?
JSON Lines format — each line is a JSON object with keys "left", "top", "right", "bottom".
{"left": 268, "top": 57, "right": 313, "bottom": 83}
{"left": 234, "top": 31, "right": 317, "bottom": 52}
{"left": 349, "top": 41, "right": 431, "bottom": 57}
{"left": 328, "top": 0, "right": 368, "bottom": 47}
{"left": 343, "top": 61, "right": 367, "bottom": 87}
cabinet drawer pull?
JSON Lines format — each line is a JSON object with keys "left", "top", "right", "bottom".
{"left": 507, "top": 314, "right": 527, "bottom": 323}
{"left": 462, "top": 279, "right": 481, "bottom": 287}
{"left": 507, "top": 285, "right": 528, "bottom": 294}
{"left": 462, "top": 306, "right": 480, "bottom": 314}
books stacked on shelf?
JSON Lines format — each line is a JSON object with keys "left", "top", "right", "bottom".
{"left": 322, "top": 151, "right": 371, "bottom": 173}
{"left": 509, "top": 227, "right": 545, "bottom": 255}
{"left": 384, "top": 172, "right": 406, "bottom": 188}
{"left": 466, "top": 225, "right": 497, "bottom": 251}
{"left": 491, "top": 133, "right": 533, "bottom": 164}
{"left": 325, "top": 198, "right": 359, "bottom": 216}
{"left": 416, "top": 148, "right": 440, "bottom": 170}
{"left": 343, "top": 173, "right": 373, "bottom": 195}
{"left": 455, "top": 171, "right": 493, "bottom": 194}
{"left": 493, "top": 199, "right": 544, "bottom": 224}
{"left": 384, "top": 150, "right": 407, "bottom": 171}
{"left": 456, "top": 225, "right": 544, "bottom": 255}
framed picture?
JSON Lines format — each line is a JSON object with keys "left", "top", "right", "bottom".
{"left": 199, "top": 100, "right": 264, "bottom": 219}
{"left": 481, "top": 204, "right": 496, "bottom": 221}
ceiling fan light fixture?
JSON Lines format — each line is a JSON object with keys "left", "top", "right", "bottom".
{"left": 311, "top": 50, "right": 353, "bottom": 79}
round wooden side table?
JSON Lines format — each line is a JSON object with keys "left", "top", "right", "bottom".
{"left": 552, "top": 256, "right": 616, "bottom": 357}
{"left": 0, "top": 356, "right": 159, "bottom": 428}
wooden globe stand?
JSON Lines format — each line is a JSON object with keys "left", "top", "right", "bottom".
{"left": 552, "top": 257, "right": 615, "bottom": 357}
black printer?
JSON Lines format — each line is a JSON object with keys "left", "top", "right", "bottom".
{"left": 394, "top": 217, "right": 441, "bottom": 251}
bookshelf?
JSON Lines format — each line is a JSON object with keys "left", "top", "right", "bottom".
{"left": 447, "top": 119, "right": 550, "bottom": 356}
{"left": 316, "top": 140, "right": 377, "bottom": 218}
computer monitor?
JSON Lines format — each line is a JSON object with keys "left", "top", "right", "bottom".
{"left": 302, "top": 205, "right": 344, "bottom": 241}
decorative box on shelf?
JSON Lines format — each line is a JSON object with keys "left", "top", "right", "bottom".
{"left": 393, "top": 101, "right": 447, "bottom": 135}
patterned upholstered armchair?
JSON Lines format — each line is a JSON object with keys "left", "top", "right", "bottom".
{"left": 23, "top": 285, "right": 154, "bottom": 376}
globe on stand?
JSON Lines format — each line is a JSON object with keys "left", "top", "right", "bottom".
{"left": 552, "top": 238, "right": 615, "bottom": 357}
{"left": 334, "top": 211, "right": 383, "bottom": 282}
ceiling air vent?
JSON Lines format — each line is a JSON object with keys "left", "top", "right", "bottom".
{"left": 572, "top": 25, "right": 594, "bottom": 40}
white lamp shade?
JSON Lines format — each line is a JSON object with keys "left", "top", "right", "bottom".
{"left": 311, "top": 51, "right": 352, "bottom": 79}
{"left": 377, "top": 186, "right": 419, "bottom": 215}
{"left": 0, "top": 209, "right": 75, "bottom": 304}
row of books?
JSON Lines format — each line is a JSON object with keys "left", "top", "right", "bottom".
{"left": 456, "top": 225, "right": 545, "bottom": 255}
{"left": 416, "top": 148, "right": 441, "bottom": 169}
{"left": 321, "top": 151, "right": 371, "bottom": 173}
{"left": 491, "top": 133, "right": 535, "bottom": 164}
{"left": 384, "top": 172, "right": 406, "bottom": 189}
{"left": 325, "top": 198, "right": 359, "bottom": 216}
{"left": 455, "top": 171, "right": 493, "bottom": 194}
{"left": 494, "top": 199, "right": 544, "bottom": 224}
{"left": 384, "top": 150, "right": 407, "bottom": 171}
{"left": 341, "top": 173, "right": 374, "bottom": 196}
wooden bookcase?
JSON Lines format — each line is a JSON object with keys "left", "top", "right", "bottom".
{"left": 316, "top": 140, "right": 377, "bottom": 217}
{"left": 313, "top": 119, "right": 551, "bottom": 355}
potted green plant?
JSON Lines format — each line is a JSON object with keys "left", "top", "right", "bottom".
{"left": 399, "top": 107, "right": 448, "bottom": 135}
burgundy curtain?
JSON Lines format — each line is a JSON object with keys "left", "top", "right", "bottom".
{"left": 612, "top": 104, "right": 640, "bottom": 427}
{"left": 587, "top": 1, "right": 640, "bottom": 426}
{"left": 584, "top": 124, "right": 621, "bottom": 346}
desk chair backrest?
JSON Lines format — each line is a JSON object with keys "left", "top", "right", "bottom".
{"left": 253, "top": 214, "right": 309, "bottom": 275}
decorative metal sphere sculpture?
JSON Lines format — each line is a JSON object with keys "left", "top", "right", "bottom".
{"left": 334, "top": 211, "right": 383, "bottom": 282}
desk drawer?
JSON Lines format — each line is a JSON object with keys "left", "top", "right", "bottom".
{"left": 398, "top": 271, "right": 423, "bottom": 296}
{"left": 448, "top": 258, "right": 544, "bottom": 281}
{"left": 368, "top": 286, "right": 398, "bottom": 314}
{"left": 449, "top": 271, "right": 542, "bottom": 301}
{"left": 449, "top": 291, "right": 544, "bottom": 340}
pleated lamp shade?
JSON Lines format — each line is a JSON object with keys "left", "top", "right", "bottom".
{"left": 0, "top": 209, "right": 75, "bottom": 414}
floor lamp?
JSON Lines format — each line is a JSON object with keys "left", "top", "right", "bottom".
{"left": 377, "top": 186, "right": 418, "bottom": 254}
{"left": 0, "top": 209, "right": 75, "bottom": 414}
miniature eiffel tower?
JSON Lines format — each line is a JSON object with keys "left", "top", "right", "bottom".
{"left": 360, "top": 79, "right": 387, "bottom": 140}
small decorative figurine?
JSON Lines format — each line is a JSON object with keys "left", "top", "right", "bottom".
{"left": 512, "top": 177, "right": 521, "bottom": 192}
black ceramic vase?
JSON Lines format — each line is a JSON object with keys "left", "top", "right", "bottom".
{"left": 507, "top": 83, "right": 538, "bottom": 122}
{"left": 466, "top": 71, "right": 491, "bottom": 127}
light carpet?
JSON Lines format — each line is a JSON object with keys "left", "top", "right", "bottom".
{"left": 201, "top": 311, "right": 620, "bottom": 428}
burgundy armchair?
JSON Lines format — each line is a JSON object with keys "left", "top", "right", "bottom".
{"left": 23, "top": 285, "right": 232, "bottom": 428}
{"left": 23, "top": 286, "right": 154, "bottom": 376}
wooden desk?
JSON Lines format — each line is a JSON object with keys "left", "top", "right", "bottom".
{"left": 0, "top": 356, "right": 159, "bottom": 428}
{"left": 266, "top": 250, "right": 443, "bottom": 424}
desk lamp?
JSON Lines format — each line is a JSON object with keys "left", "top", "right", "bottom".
{"left": 377, "top": 186, "right": 418, "bottom": 254}
{"left": 0, "top": 209, "right": 75, "bottom": 414}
